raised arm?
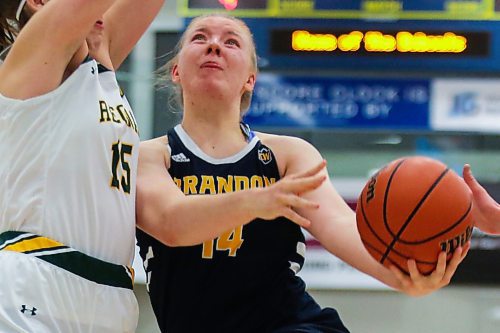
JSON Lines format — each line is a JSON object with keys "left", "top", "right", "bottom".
{"left": 263, "top": 134, "right": 468, "bottom": 297}
{"left": 102, "top": 0, "right": 165, "bottom": 69}
{"left": 136, "top": 137, "right": 326, "bottom": 246}
{"left": 463, "top": 164, "right": 500, "bottom": 235}
{"left": 0, "top": 0, "right": 115, "bottom": 99}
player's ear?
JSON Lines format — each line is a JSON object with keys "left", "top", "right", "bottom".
{"left": 171, "top": 64, "right": 180, "bottom": 84}
{"left": 26, "top": 0, "right": 46, "bottom": 12}
{"left": 244, "top": 73, "right": 256, "bottom": 92}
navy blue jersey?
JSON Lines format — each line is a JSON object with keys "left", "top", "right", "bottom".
{"left": 136, "top": 125, "right": 349, "bottom": 333}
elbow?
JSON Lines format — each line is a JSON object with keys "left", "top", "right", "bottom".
{"left": 136, "top": 190, "right": 183, "bottom": 247}
{"left": 157, "top": 221, "right": 183, "bottom": 247}
{"left": 138, "top": 209, "right": 185, "bottom": 247}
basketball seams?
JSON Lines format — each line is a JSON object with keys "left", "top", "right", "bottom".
{"left": 359, "top": 195, "right": 393, "bottom": 256}
{"left": 356, "top": 156, "right": 474, "bottom": 275}
{"left": 360, "top": 212, "right": 439, "bottom": 265}
{"left": 382, "top": 159, "right": 405, "bottom": 240}
{"left": 397, "top": 200, "right": 472, "bottom": 245}
{"left": 360, "top": 230, "right": 438, "bottom": 275}
{"left": 381, "top": 163, "right": 449, "bottom": 264}
{"left": 360, "top": 190, "right": 439, "bottom": 269}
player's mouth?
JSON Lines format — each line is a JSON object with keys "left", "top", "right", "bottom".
{"left": 94, "top": 20, "right": 104, "bottom": 30}
{"left": 201, "top": 61, "right": 223, "bottom": 70}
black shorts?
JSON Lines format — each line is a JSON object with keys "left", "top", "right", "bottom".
{"left": 272, "top": 308, "right": 350, "bottom": 333}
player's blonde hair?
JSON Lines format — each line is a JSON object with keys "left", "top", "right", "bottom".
{"left": 157, "top": 14, "right": 258, "bottom": 117}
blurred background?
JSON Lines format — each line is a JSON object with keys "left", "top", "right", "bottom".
{"left": 125, "top": 1, "right": 500, "bottom": 332}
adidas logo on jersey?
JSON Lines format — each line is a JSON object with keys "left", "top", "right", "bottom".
{"left": 171, "top": 153, "right": 190, "bottom": 163}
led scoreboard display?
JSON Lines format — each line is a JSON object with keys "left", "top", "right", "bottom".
{"left": 271, "top": 29, "right": 489, "bottom": 56}
{"left": 182, "top": 0, "right": 500, "bottom": 20}
{"left": 180, "top": 0, "right": 500, "bottom": 72}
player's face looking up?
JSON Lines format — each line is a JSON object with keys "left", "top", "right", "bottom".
{"left": 170, "top": 15, "right": 258, "bottom": 115}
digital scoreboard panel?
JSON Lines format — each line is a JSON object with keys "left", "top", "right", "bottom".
{"left": 182, "top": 0, "right": 500, "bottom": 20}
{"left": 271, "top": 29, "right": 490, "bottom": 57}
{"left": 180, "top": 1, "right": 500, "bottom": 72}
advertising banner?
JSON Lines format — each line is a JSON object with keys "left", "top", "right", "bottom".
{"left": 245, "top": 74, "right": 430, "bottom": 130}
{"left": 431, "top": 78, "right": 500, "bottom": 133}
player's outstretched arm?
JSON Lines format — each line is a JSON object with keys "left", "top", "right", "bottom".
{"left": 102, "top": 0, "right": 165, "bottom": 69}
{"left": 136, "top": 137, "right": 326, "bottom": 247}
{"left": 265, "top": 134, "right": 470, "bottom": 297}
{"left": 463, "top": 164, "right": 500, "bottom": 235}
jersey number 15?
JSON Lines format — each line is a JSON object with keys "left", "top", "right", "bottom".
{"left": 110, "top": 141, "right": 133, "bottom": 194}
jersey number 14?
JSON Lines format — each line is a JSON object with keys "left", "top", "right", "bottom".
{"left": 202, "top": 226, "right": 244, "bottom": 259}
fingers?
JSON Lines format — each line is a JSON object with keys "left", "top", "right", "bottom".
{"left": 429, "top": 251, "right": 448, "bottom": 282}
{"left": 441, "top": 247, "right": 464, "bottom": 283}
{"left": 283, "top": 208, "right": 312, "bottom": 228}
{"left": 407, "top": 258, "right": 425, "bottom": 283}
{"left": 278, "top": 194, "right": 321, "bottom": 227}
{"left": 391, "top": 246, "right": 470, "bottom": 297}
{"left": 389, "top": 264, "right": 411, "bottom": 290}
{"left": 462, "top": 164, "right": 473, "bottom": 181}
{"left": 289, "top": 160, "right": 327, "bottom": 179}
{"left": 463, "top": 164, "right": 481, "bottom": 193}
{"left": 283, "top": 173, "right": 326, "bottom": 194}
{"left": 461, "top": 241, "right": 471, "bottom": 258}
{"left": 283, "top": 193, "right": 320, "bottom": 210}
{"left": 463, "top": 164, "right": 474, "bottom": 186}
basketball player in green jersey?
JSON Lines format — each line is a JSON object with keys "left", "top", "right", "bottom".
{"left": 0, "top": 0, "right": 165, "bottom": 331}
{"left": 0, "top": 2, "right": 327, "bottom": 332}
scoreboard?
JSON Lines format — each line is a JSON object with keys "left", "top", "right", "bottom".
{"left": 178, "top": 1, "right": 500, "bottom": 73}
{"left": 182, "top": 0, "right": 500, "bottom": 20}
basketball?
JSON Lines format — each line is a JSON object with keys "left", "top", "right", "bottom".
{"left": 356, "top": 156, "right": 474, "bottom": 275}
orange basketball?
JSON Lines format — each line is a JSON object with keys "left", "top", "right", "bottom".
{"left": 356, "top": 156, "right": 474, "bottom": 275}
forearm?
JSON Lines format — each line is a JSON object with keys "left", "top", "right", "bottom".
{"left": 138, "top": 188, "right": 260, "bottom": 247}
{"left": 316, "top": 215, "right": 402, "bottom": 291}
{"left": 105, "top": 0, "right": 165, "bottom": 68}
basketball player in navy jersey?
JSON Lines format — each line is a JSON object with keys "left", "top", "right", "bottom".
{"left": 463, "top": 165, "right": 500, "bottom": 235}
{"left": 136, "top": 14, "right": 471, "bottom": 333}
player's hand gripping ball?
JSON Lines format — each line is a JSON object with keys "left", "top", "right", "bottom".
{"left": 356, "top": 156, "right": 474, "bottom": 275}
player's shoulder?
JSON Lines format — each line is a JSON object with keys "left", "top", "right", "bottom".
{"left": 256, "top": 132, "right": 317, "bottom": 154}
{"left": 139, "top": 135, "right": 170, "bottom": 162}
{"left": 140, "top": 135, "right": 168, "bottom": 149}
{"left": 254, "top": 132, "right": 322, "bottom": 176}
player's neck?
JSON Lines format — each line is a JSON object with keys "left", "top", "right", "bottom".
{"left": 180, "top": 118, "right": 248, "bottom": 159}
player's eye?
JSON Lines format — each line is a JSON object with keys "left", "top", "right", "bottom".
{"left": 191, "top": 33, "right": 206, "bottom": 42}
{"left": 226, "top": 38, "right": 240, "bottom": 47}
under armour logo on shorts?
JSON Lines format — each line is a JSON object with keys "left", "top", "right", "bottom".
{"left": 20, "top": 305, "right": 37, "bottom": 316}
